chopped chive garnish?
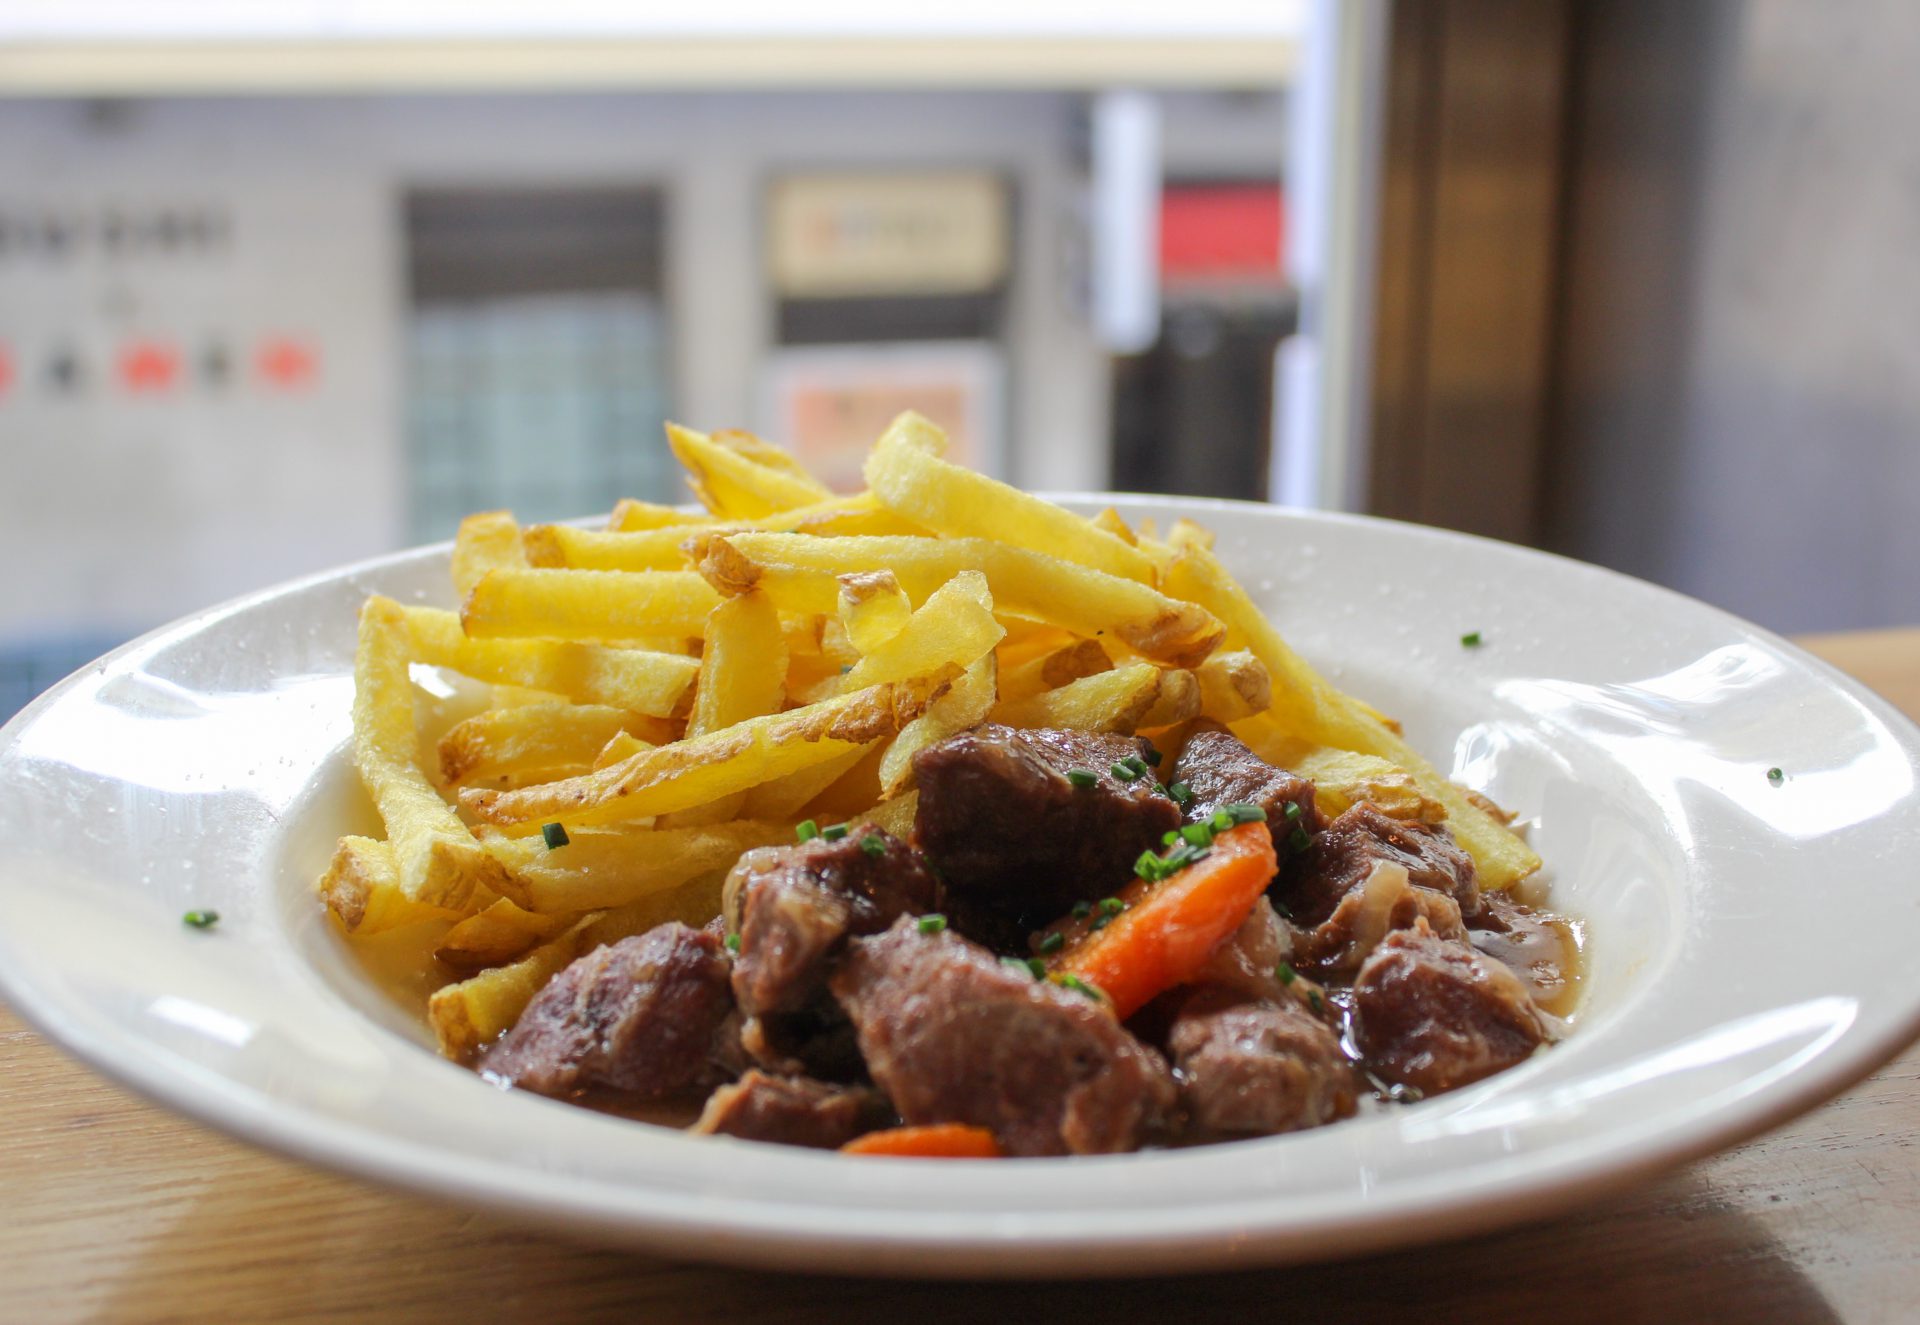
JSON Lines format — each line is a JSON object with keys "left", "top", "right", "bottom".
{"left": 1308, "top": 989, "right": 1324, "bottom": 1013}
{"left": 1002, "top": 956, "right": 1039, "bottom": 978}
{"left": 1065, "top": 768, "right": 1099, "bottom": 789}
{"left": 1275, "top": 961, "right": 1297, "bottom": 986}
{"left": 1460, "top": 630, "right": 1483, "bottom": 647}
{"left": 1090, "top": 914, "right": 1111, "bottom": 931}
{"left": 1110, "top": 760, "right": 1143, "bottom": 782}
{"left": 725, "top": 932, "right": 742, "bottom": 952}
{"left": 181, "top": 909, "right": 219, "bottom": 929}
{"left": 1162, "top": 830, "right": 1181, "bottom": 846}
{"left": 795, "top": 819, "right": 820, "bottom": 842}
{"left": 1289, "top": 827, "right": 1313, "bottom": 853}
{"left": 1210, "top": 808, "right": 1234, "bottom": 832}
{"left": 1142, "top": 745, "right": 1163, "bottom": 767}
{"left": 916, "top": 913, "right": 948, "bottom": 934}
{"left": 1053, "top": 973, "right": 1106, "bottom": 1002}
{"left": 821, "top": 823, "right": 849, "bottom": 841}
{"left": 1284, "top": 801, "right": 1303, "bottom": 821}
{"left": 540, "top": 822, "right": 570, "bottom": 849}
{"left": 860, "top": 833, "right": 887, "bottom": 857}
{"left": 1027, "top": 958, "right": 1048, "bottom": 979}
{"left": 1133, "top": 849, "right": 1162, "bottom": 879}
{"left": 1767, "top": 766, "right": 1785, "bottom": 785}
{"left": 1221, "top": 802, "right": 1267, "bottom": 825}
{"left": 1181, "top": 822, "right": 1214, "bottom": 848}
{"left": 1168, "top": 781, "right": 1192, "bottom": 806}
{"left": 838, "top": 664, "right": 852, "bottom": 674}
{"left": 1098, "top": 897, "right": 1125, "bottom": 916}
{"left": 1071, "top": 900, "right": 1093, "bottom": 919}
{"left": 1038, "top": 930, "right": 1065, "bottom": 954}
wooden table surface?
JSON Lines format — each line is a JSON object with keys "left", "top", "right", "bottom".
{"left": 7, "top": 628, "right": 1919, "bottom": 1325}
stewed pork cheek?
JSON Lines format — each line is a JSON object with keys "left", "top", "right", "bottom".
{"left": 690, "top": 1069, "right": 893, "bottom": 1149}
{"left": 830, "top": 916, "right": 1177, "bottom": 1156}
{"left": 911, "top": 724, "right": 1181, "bottom": 944}
{"left": 1166, "top": 986, "right": 1359, "bottom": 1137}
{"left": 725, "top": 826, "right": 936, "bottom": 1078}
{"left": 479, "top": 923, "right": 741, "bottom": 1098}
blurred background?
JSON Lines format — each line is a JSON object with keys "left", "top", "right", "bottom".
{"left": 1, "top": 0, "right": 1915, "bottom": 720}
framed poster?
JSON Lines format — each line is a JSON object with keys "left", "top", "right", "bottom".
{"left": 759, "top": 340, "right": 1006, "bottom": 490}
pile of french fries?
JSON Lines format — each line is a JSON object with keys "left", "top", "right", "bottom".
{"left": 320, "top": 412, "right": 1541, "bottom": 1060}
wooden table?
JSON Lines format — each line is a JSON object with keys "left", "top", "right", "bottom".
{"left": 7, "top": 629, "right": 1919, "bottom": 1324}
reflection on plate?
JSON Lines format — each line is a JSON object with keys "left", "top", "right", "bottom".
{"left": 2, "top": 498, "right": 1918, "bottom": 1277}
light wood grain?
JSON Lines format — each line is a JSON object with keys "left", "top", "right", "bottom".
{"left": 5, "top": 628, "right": 1919, "bottom": 1324}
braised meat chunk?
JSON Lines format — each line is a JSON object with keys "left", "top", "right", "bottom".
{"left": 1350, "top": 919, "right": 1547, "bottom": 1094}
{"left": 1171, "top": 730, "right": 1320, "bottom": 835}
{"left": 912, "top": 724, "right": 1181, "bottom": 939}
{"left": 1189, "top": 895, "right": 1296, "bottom": 1006}
{"left": 831, "top": 916, "right": 1176, "bottom": 1156}
{"left": 1167, "top": 987, "right": 1359, "bottom": 1136}
{"left": 480, "top": 924, "right": 739, "bottom": 1099}
{"left": 690, "top": 1069, "right": 892, "bottom": 1149}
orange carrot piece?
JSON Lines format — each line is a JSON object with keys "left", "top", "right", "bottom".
{"left": 1048, "top": 821, "right": 1278, "bottom": 1020}
{"left": 841, "top": 1124, "right": 1005, "bottom": 1159}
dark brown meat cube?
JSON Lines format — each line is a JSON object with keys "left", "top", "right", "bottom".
{"left": 479, "top": 924, "right": 738, "bottom": 1098}
{"left": 912, "top": 724, "right": 1180, "bottom": 940}
{"left": 1172, "top": 729, "right": 1320, "bottom": 835}
{"left": 1350, "top": 919, "right": 1547, "bottom": 1094}
{"left": 1168, "top": 987, "right": 1359, "bottom": 1137}
{"left": 1190, "top": 895, "right": 1296, "bottom": 1005}
{"left": 830, "top": 916, "right": 1176, "bottom": 1156}
{"left": 1282, "top": 803, "right": 1481, "bottom": 975}
{"left": 689, "top": 1069, "right": 892, "bottom": 1149}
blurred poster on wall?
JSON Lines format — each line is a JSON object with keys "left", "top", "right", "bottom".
{"left": 760, "top": 341, "right": 1004, "bottom": 489}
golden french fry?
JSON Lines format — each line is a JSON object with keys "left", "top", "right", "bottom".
{"left": 317, "top": 835, "right": 465, "bottom": 936}
{"left": 484, "top": 819, "right": 796, "bottom": 913}
{"left": 462, "top": 677, "right": 942, "bottom": 835}
{"left": 523, "top": 523, "right": 694, "bottom": 571}
{"left": 700, "top": 533, "right": 1223, "bottom": 668}
{"left": 998, "top": 637, "right": 1112, "bottom": 702}
{"left": 451, "top": 511, "right": 528, "bottom": 599}
{"left": 864, "top": 412, "right": 1155, "bottom": 583}
{"left": 461, "top": 569, "right": 723, "bottom": 643}
{"left": 1137, "top": 668, "right": 1201, "bottom": 729}
{"left": 739, "top": 743, "right": 877, "bottom": 820}
{"left": 594, "top": 730, "right": 653, "bottom": 770}
{"left": 988, "top": 661, "right": 1167, "bottom": 734}
{"left": 1233, "top": 717, "right": 1447, "bottom": 824}
{"left": 667, "top": 422, "right": 832, "bottom": 518}
{"left": 841, "top": 570, "right": 1002, "bottom": 691}
{"left": 404, "top": 607, "right": 698, "bottom": 716}
{"left": 608, "top": 498, "right": 711, "bottom": 532}
{"left": 438, "top": 703, "right": 666, "bottom": 789}
{"left": 354, "top": 598, "right": 510, "bottom": 911}
{"left": 1089, "top": 507, "right": 1138, "bottom": 545}
{"left": 427, "top": 916, "right": 597, "bottom": 1059}
{"left": 661, "top": 590, "right": 790, "bottom": 828}
{"left": 837, "top": 571, "right": 913, "bottom": 653}
{"left": 864, "top": 791, "right": 919, "bottom": 839}
{"left": 879, "top": 652, "right": 997, "bottom": 797}
{"left": 1195, "top": 648, "right": 1273, "bottom": 722}
{"left": 1164, "top": 542, "right": 1540, "bottom": 887}
{"left": 580, "top": 869, "right": 733, "bottom": 948}
{"left": 434, "top": 897, "right": 574, "bottom": 973}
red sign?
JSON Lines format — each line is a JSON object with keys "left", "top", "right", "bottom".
{"left": 1159, "top": 184, "right": 1285, "bottom": 282}
{"left": 119, "top": 341, "right": 180, "bottom": 393}
{"left": 256, "top": 337, "right": 317, "bottom": 390}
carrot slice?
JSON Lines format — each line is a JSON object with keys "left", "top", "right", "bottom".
{"left": 841, "top": 1124, "right": 1005, "bottom": 1159}
{"left": 1047, "top": 821, "right": 1278, "bottom": 1020}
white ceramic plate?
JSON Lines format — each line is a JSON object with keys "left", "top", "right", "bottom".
{"left": 4, "top": 497, "right": 1919, "bottom": 1278}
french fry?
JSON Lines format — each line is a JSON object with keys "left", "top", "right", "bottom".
{"left": 864, "top": 791, "right": 919, "bottom": 839}
{"left": 438, "top": 703, "right": 668, "bottom": 789}
{"left": 608, "top": 498, "right": 711, "bottom": 532}
{"left": 1089, "top": 507, "right": 1137, "bottom": 545}
{"left": 840, "top": 570, "right": 1003, "bottom": 691}
{"left": 460, "top": 569, "right": 723, "bottom": 643}
{"left": 353, "top": 597, "right": 511, "bottom": 911}
{"left": 404, "top": 607, "right": 698, "bottom": 716}
{"left": 1136, "top": 668, "right": 1201, "bottom": 729}
{"left": 483, "top": 820, "right": 795, "bottom": 913}
{"left": 1195, "top": 648, "right": 1273, "bottom": 722}
{"left": 523, "top": 523, "right": 695, "bottom": 572}
{"left": 700, "top": 533, "right": 1223, "bottom": 668}
{"left": 317, "top": 835, "right": 465, "bottom": 936}
{"left": 667, "top": 422, "right": 832, "bottom": 518}
{"left": 989, "top": 661, "right": 1168, "bottom": 734}
{"left": 740, "top": 743, "right": 877, "bottom": 820}
{"left": 864, "top": 412, "right": 1155, "bottom": 583}
{"left": 428, "top": 916, "right": 598, "bottom": 1059}
{"left": 662, "top": 590, "right": 789, "bottom": 828}
{"left": 451, "top": 511, "right": 528, "bottom": 598}
{"left": 879, "top": 652, "right": 997, "bottom": 797}
{"left": 594, "top": 730, "right": 654, "bottom": 770}
{"left": 1164, "top": 542, "right": 1540, "bottom": 887}
{"left": 998, "top": 637, "right": 1112, "bottom": 703}
{"left": 837, "top": 571, "right": 913, "bottom": 653}
{"left": 462, "top": 678, "right": 942, "bottom": 834}
{"left": 1232, "top": 717, "right": 1447, "bottom": 824}
{"left": 434, "top": 897, "right": 574, "bottom": 973}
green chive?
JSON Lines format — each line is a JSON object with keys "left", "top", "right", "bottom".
{"left": 1168, "top": 781, "right": 1192, "bottom": 806}
{"left": 1071, "top": 900, "right": 1093, "bottom": 919}
{"left": 1111, "top": 760, "right": 1143, "bottom": 782}
{"left": 725, "top": 933, "right": 742, "bottom": 952}
{"left": 860, "top": 833, "right": 887, "bottom": 858}
{"left": 1055, "top": 974, "right": 1106, "bottom": 1002}
{"left": 181, "top": 909, "right": 219, "bottom": 930}
{"left": 1038, "top": 930, "right": 1065, "bottom": 954}
{"left": 839, "top": 664, "right": 852, "bottom": 674}
{"left": 1221, "top": 802, "right": 1267, "bottom": 825}
{"left": 916, "top": 913, "right": 948, "bottom": 934}
{"left": 1181, "top": 822, "right": 1214, "bottom": 848}
{"left": 541, "top": 822, "right": 570, "bottom": 849}
{"left": 1210, "top": 808, "right": 1234, "bottom": 832}
{"left": 1275, "top": 961, "right": 1296, "bottom": 986}
{"left": 1284, "top": 801, "right": 1303, "bottom": 821}
{"left": 1066, "top": 768, "right": 1099, "bottom": 789}
{"left": 1001, "top": 956, "right": 1036, "bottom": 977}
{"left": 1142, "top": 746, "right": 1163, "bottom": 767}
{"left": 1308, "top": 989, "right": 1324, "bottom": 1013}
{"left": 1027, "top": 958, "right": 1048, "bottom": 979}
{"left": 1133, "top": 849, "right": 1163, "bottom": 880}
{"left": 1767, "top": 767, "right": 1785, "bottom": 785}
{"left": 1162, "top": 830, "right": 1181, "bottom": 846}
{"left": 795, "top": 819, "right": 820, "bottom": 842}
{"left": 821, "top": 823, "right": 849, "bottom": 841}
{"left": 1090, "top": 914, "right": 1111, "bottom": 931}
{"left": 1289, "top": 827, "right": 1312, "bottom": 853}
{"left": 1098, "top": 897, "right": 1125, "bottom": 915}
{"left": 1461, "top": 631, "right": 1483, "bottom": 648}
